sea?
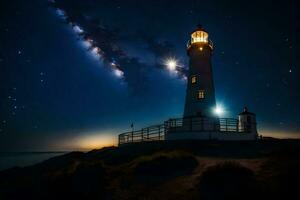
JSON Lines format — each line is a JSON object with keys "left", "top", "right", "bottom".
{"left": 0, "top": 152, "right": 67, "bottom": 171}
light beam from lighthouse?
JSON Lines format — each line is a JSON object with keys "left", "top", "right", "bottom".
{"left": 184, "top": 25, "right": 216, "bottom": 118}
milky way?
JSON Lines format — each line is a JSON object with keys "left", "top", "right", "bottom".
{"left": 49, "top": 0, "right": 187, "bottom": 92}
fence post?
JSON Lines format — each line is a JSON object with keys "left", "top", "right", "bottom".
{"left": 174, "top": 119, "right": 176, "bottom": 132}
{"left": 214, "top": 119, "right": 216, "bottom": 131}
{"left": 147, "top": 128, "right": 149, "bottom": 140}
{"left": 158, "top": 126, "right": 161, "bottom": 140}
{"left": 164, "top": 122, "right": 167, "bottom": 138}
{"left": 147, "top": 128, "right": 149, "bottom": 141}
{"left": 141, "top": 129, "right": 143, "bottom": 142}
{"left": 225, "top": 118, "right": 228, "bottom": 132}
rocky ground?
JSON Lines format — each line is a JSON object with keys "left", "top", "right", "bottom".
{"left": 1, "top": 139, "right": 300, "bottom": 200}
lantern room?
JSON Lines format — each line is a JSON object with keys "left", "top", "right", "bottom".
{"left": 187, "top": 25, "right": 213, "bottom": 50}
{"left": 191, "top": 29, "right": 208, "bottom": 44}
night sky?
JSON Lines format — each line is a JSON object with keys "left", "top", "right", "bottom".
{"left": 0, "top": 0, "right": 299, "bottom": 151}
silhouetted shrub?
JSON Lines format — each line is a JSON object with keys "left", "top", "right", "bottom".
{"left": 0, "top": 160, "right": 107, "bottom": 200}
{"left": 133, "top": 151, "right": 198, "bottom": 184}
{"left": 44, "top": 161, "right": 107, "bottom": 200}
{"left": 198, "top": 162, "right": 259, "bottom": 200}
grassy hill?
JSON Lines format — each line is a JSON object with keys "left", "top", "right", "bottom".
{"left": 1, "top": 140, "right": 300, "bottom": 200}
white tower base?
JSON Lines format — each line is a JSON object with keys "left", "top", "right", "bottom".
{"left": 165, "top": 131, "right": 257, "bottom": 141}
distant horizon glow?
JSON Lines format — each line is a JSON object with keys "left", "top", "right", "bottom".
{"left": 260, "top": 130, "right": 300, "bottom": 139}
{"left": 57, "top": 131, "right": 118, "bottom": 151}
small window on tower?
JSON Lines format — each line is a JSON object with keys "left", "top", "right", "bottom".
{"left": 191, "top": 76, "right": 197, "bottom": 84}
{"left": 198, "top": 90, "right": 205, "bottom": 99}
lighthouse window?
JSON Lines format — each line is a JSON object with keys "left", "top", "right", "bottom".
{"left": 191, "top": 76, "right": 197, "bottom": 84}
{"left": 198, "top": 90, "right": 205, "bottom": 99}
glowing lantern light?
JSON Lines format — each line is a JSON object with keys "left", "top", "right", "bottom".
{"left": 191, "top": 29, "right": 208, "bottom": 44}
{"left": 187, "top": 25, "right": 213, "bottom": 50}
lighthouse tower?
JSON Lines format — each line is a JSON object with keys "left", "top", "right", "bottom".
{"left": 184, "top": 25, "right": 216, "bottom": 118}
{"left": 118, "top": 25, "right": 260, "bottom": 145}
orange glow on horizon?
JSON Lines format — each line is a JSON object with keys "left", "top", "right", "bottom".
{"left": 77, "top": 136, "right": 116, "bottom": 150}
{"left": 56, "top": 131, "right": 118, "bottom": 151}
{"left": 50, "top": 129, "right": 300, "bottom": 152}
{"left": 260, "top": 130, "right": 300, "bottom": 139}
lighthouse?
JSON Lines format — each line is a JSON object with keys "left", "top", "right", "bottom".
{"left": 118, "top": 25, "right": 259, "bottom": 145}
{"left": 184, "top": 25, "right": 216, "bottom": 118}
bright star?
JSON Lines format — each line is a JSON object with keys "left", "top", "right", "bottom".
{"left": 167, "top": 60, "right": 177, "bottom": 70}
{"left": 165, "top": 59, "right": 178, "bottom": 71}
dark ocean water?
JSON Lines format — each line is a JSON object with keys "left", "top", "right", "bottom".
{"left": 0, "top": 152, "right": 67, "bottom": 171}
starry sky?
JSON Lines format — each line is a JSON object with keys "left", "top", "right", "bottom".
{"left": 0, "top": 0, "right": 299, "bottom": 151}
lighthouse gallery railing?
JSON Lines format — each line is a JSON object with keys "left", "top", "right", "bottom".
{"left": 118, "top": 117, "right": 254, "bottom": 145}
{"left": 118, "top": 124, "right": 165, "bottom": 145}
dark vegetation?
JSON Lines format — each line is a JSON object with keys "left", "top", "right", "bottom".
{"left": 133, "top": 151, "right": 198, "bottom": 184}
{"left": 198, "top": 162, "right": 259, "bottom": 200}
{"left": 1, "top": 139, "right": 300, "bottom": 200}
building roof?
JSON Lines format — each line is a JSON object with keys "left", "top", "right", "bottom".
{"left": 239, "top": 107, "right": 255, "bottom": 116}
{"left": 190, "top": 24, "right": 207, "bottom": 34}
